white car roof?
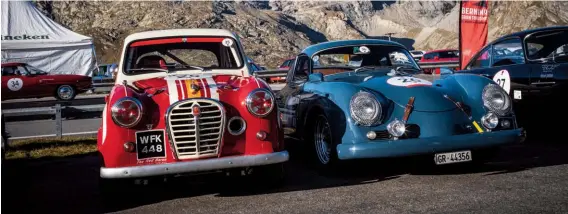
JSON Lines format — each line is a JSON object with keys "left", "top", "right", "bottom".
{"left": 124, "top": 29, "right": 237, "bottom": 44}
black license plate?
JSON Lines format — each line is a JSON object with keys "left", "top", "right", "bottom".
{"left": 135, "top": 130, "right": 166, "bottom": 159}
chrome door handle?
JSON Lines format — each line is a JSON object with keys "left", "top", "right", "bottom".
{"left": 531, "top": 82, "right": 556, "bottom": 86}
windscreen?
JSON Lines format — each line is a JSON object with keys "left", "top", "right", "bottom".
{"left": 123, "top": 37, "right": 243, "bottom": 75}
{"left": 313, "top": 45, "right": 419, "bottom": 70}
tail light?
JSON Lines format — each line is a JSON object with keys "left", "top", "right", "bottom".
{"left": 245, "top": 88, "right": 275, "bottom": 117}
{"left": 111, "top": 97, "right": 143, "bottom": 128}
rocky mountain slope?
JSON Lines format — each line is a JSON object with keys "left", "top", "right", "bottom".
{"left": 35, "top": 0, "right": 568, "bottom": 68}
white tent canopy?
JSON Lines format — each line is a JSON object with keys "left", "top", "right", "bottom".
{"left": 1, "top": 1, "right": 96, "bottom": 76}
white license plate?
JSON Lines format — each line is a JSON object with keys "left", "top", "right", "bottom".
{"left": 434, "top": 150, "right": 472, "bottom": 165}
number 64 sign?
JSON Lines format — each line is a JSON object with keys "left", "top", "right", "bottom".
{"left": 492, "top": 69, "right": 510, "bottom": 94}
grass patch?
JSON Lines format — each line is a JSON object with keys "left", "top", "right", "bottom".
{"left": 5, "top": 136, "right": 97, "bottom": 160}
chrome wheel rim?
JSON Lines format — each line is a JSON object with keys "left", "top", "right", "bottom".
{"left": 314, "top": 116, "right": 332, "bottom": 165}
{"left": 58, "top": 86, "right": 74, "bottom": 100}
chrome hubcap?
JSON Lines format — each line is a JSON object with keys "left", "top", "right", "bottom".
{"left": 58, "top": 86, "right": 73, "bottom": 99}
{"left": 314, "top": 116, "right": 332, "bottom": 165}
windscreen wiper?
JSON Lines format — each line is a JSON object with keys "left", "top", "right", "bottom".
{"left": 126, "top": 68, "right": 169, "bottom": 74}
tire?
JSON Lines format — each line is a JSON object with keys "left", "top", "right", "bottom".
{"left": 55, "top": 85, "right": 76, "bottom": 101}
{"left": 309, "top": 114, "right": 340, "bottom": 171}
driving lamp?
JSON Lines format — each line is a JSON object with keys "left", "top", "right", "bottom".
{"left": 481, "top": 112, "right": 499, "bottom": 130}
{"left": 387, "top": 119, "right": 406, "bottom": 138}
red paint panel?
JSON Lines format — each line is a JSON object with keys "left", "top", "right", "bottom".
{"left": 129, "top": 37, "right": 225, "bottom": 47}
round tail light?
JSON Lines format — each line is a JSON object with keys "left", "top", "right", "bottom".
{"left": 245, "top": 88, "right": 275, "bottom": 117}
{"left": 111, "top": 97, "right": 143, "bottom": 128}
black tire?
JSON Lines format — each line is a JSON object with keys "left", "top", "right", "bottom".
{"left": 55, "top": 85, "right": 76, "bottom": 101}
{"left": 308, "top": 114, "right": 340, "bottom": 172}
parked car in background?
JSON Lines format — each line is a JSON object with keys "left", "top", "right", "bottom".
{"left": 410, "top": 50, "right": 425, "bottom": 61}
{"left": 457, "top": 26, "right": 568, "bottom": 134}
{"left": 271, "top": 58, "right": 295, "bottom": 83}
{"left": 98, "top": 29, "right": 288, "bottom": 191}
{"left": 1, "top": 62, "right": 92, "bottom": 101}
{"left": 420, "top": 49, "right": 459, "bottom": 74}
{"left": 277, "top": 39, "right": 524, "bottom": 171}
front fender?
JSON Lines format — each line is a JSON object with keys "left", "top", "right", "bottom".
{"left": 434, "top": 73, "right": 498, "bottom": 120}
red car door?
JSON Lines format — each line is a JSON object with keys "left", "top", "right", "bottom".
{"left": 1, "top": 66, "right": 26, "bottom": 99}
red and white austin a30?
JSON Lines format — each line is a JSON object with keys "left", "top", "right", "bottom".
{"left": 97, "top": 29, "right": 288, "bottom": 186}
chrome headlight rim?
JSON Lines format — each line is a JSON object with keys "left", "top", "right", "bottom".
{"left": 349, "top": 91, "right": 383, "bottom": 126}
{"left": 111, "top": 97, "right": 144, "bottom": 128}
{"left": 482, "top": 83, "right": 512, "bottom": 116}
{"left": 245, "top": 88, "right": 275, "bottom": 117}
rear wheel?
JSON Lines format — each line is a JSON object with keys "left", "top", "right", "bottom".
{"left": 55, "top": 85, "right": 76, "bottom": 101}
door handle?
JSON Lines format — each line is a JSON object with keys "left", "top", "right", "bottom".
{"left": 531, "top": 82, "right": 555, "bottom": 86}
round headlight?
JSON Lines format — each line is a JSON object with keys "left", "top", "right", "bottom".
{"left": 350, "top": 91, "right": 382, "bottom": 126}
{"left": 482, "top": 84, "right": 512, "bottom": 116}
{"left": 111, "top": 97, "right": 143, "bottom": 128}
{"left": 245, "top": 88, "right": 275, "bottom": 117}
{"left": 481, "top": 112, "right": 499, "bottom": 129}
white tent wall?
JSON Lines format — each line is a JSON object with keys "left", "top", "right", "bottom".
{"left": 1, "top": 45, "right": 96, "bottom": 76}
{"left": 1, "top": 1, "right": 96, "bottom": 76}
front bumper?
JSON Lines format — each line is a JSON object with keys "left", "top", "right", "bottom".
{"left": 100, "top": 151, "right": 289, "bottom": 179}
{"left": 337, "top": 128, "right": 524, "bottom": 160}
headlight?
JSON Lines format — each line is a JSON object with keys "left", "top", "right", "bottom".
{"left": 350, "top": 91, "right": 382, "bottom": 126}
{"left": 245, "top": 88, "right": 275, "bottom": 117}
{"left": 111, "top": 97, "right": 143, "bottom": 128}
{"left": 482, "top": 84, "right": 512, "bottom": 116}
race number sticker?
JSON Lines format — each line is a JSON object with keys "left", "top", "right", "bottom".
{"left": 7, "top": 78, "right": 23, "bottom": 91}
{"left": 386, "top": 76, "right": 432, "bottom": 87}
{"left": 222, "top": 38, "right": 234, "bottom": 47}
{"left": 493, "top": 70, "right": 510, "bottom": 94}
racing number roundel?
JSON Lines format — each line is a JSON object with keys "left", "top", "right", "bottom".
{"left": 387, "top": 76, "right": 432, "bottom": 87}
{"left": 492, "top": 70, "right": 510, "bottom": 94}
{"left": 7, "top": 78, "right": 23, "bottom": 91}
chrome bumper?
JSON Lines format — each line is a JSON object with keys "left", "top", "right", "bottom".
{"left": 100, "top": 151, "right": 289, "bottom": 179}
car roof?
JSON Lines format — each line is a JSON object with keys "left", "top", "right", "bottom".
{"left": 123, "top": 28, "right": 237, "bottom": 44}
{"left": 492, "top": 26, "right": 568, "bottom": 44}
{"left": 301, "top": 39, "right": 406, "bottom": 57}
{"left": 1, "top": 62, "right": 26, "bottom": 67}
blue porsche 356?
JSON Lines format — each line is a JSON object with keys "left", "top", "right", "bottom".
{"left": 276, "top": 39, "right": 525, "bottom": 168}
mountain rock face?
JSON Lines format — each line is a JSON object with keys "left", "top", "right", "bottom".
{"left": 35, "top": 0, "right": 568, "bottom": 68}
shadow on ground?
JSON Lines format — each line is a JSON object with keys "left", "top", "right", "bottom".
{"left": 2, "top": 135, "right": 568, "bottom": 213}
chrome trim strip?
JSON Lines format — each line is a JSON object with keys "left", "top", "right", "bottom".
{"left": 100, "top": 151, "right": 289, "bottom": 179}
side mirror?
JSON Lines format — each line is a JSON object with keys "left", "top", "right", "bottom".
{"left": 440, "top": 67, "right": 455, "bottom": 75}
{"left": 308, "top": 73, "right": 323, "bottom": 82}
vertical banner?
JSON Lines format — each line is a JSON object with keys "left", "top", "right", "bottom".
{"left": 459, "top": 0, "right": 490, "bottom": 70}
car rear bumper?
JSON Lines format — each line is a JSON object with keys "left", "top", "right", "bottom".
{"left": 337, "top": 128, "right": 524, "bottom": 160}
{"left": 100, "top": 151, "right": 289, "bottom": 179}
